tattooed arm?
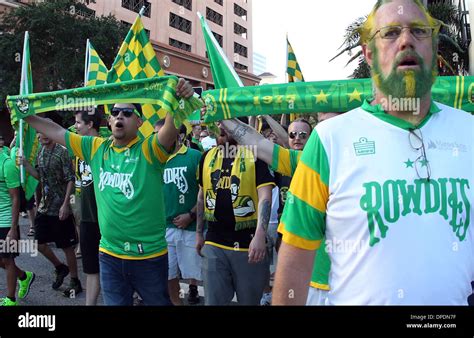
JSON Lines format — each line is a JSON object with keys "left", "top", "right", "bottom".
{"left": 263, "top": 115, "right": 289, "bottom": 148}
{"left": 195, "top": 186, "right": 205, "bottom": 257}
{"left": 219, "top": 118, "right": 274, "bottom": 165}
{"left": 248, "top": 184, "right": 272, "bottom": 264}
{"left": 25, "top": 115, "right": 66, "bottom": 147}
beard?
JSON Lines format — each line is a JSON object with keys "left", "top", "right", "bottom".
{"left": 371, "top": 48, "right": 437, "bottom": 99}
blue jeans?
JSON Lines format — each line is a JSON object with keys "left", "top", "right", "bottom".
{"left": 99, "top": 252, "right": 172, "bottom": 306}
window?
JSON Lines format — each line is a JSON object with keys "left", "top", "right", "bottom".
{"left": 214, "top": 0, "right": 223, "bottom": 5}
{"left": 121, "top": 21, "right": 149, "bottom": 37}
{"left": 169, "top": 38, "right": 191, "bottom": 52}
{"left": 121, "top": 20, "right": 132, "bottom": 30}
{"left": 121, "top": 0, "right": 151, "bottom": 17}
{"left": 169, "top": 13, "right": 192, "bottom": 34}
{"left": 77, "top": 8, "right": 95, "bottom": 19}
{"left": 171, "top": 0, "right": 192, "bottom": 11}
{"left": 234, "top": 3, "right": 247, "bottom": 21}
{"left": 234, "top": 62, "right": 248, "bottom": 71}
{"left": 206, "top": 7, "right": 223, "bottom": 26}
{"left": 212, "top": 32, "right": 223, "bottom": 47}
{"left": 234, "top": 22, "right": 247, "bottom": 39}
{"left": 234, "top": 42, "right": 248, "bottom": 58}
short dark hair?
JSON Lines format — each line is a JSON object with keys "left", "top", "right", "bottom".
{"left": 132, "top": 103, "right": 143, "bottom": 117}
{"left": 179, "top": 124, "right": 187, "bottom": 135}
{"left": 290, "top": 118, "right": 312, "bottom": 134}
{"left": 75, "top": 107, "right": 103, "bottom": 132}
{"left": 154, "top": 119, "right": 165, "bottom": 129}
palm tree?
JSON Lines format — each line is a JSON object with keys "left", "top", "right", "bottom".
{"left": 332, "top": 0, "right": 468, "bottom": 78}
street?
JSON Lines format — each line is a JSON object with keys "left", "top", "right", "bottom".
{"left": 0, "top": 217, "right": 204, "bottom": 306}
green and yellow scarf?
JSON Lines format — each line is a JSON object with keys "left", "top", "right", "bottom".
{"left": 203, "top": 145, "right": 258, "bottom": 231}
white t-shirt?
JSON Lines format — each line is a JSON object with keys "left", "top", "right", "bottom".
{"left": 280, "top": 101, "right": 474, "bottom": 305}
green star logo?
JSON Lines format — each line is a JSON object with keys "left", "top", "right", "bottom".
{"left": 404, "top": 159, "right": 414, "bottom": 168}
{"left": 420, "top": 158, "right": 429, "bottom": 167}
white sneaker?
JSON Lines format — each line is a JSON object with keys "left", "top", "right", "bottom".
{"left": 260, "top": 292, "right": 272, "bottom": 306}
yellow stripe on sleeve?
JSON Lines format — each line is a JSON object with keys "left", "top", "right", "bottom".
{"left": 277, "top": 147, "right": 292, "bottom": 176}
{"left": 91, "top": 138, "right": 105, "bottom": 160}
{"left": 279, "top": 221, "right": 321, "bottom": 250}
{"left": 142, "top": 141, "right": 153, "bottom": 164}
{"left": 68, "top": 132, "right": 84, "bottom": 160}
{"left": 151, "top": 135, "right": 170, "bottom": 164}
{"left": 290, "top": 162, "right": 329, "bottom": 213}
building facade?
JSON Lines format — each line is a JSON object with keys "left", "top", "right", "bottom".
{"left": 86, "top": 0, "right": 259, "bottom": 88}
{"left": 253, "top": 51, "right": 267, "bottom": 76}
{"left": 1, "top": 0, "right": 259, "bottom": 89}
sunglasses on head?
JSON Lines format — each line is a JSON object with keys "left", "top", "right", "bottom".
{"left": 110, "top": 108, "right": 139, "bottom": 118}
{"left": 289, "top": 131, "right": 308, "bottom": 139}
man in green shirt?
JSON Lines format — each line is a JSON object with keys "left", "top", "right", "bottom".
{"left": 0, "top": 149, "right": 35, "bottom": 306}
{"left": 24, "top": 78, "right": 194, "bottom": 305}
{"left": 161, "top": 124, "right": 202, "bottom": 305}
{"left": 0, "top": 135, "right": 10, "bottom": 156}
{"left": 72, "top": 108, "right": 101, "bottom": 305}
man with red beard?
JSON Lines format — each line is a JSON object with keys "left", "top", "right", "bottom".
{"left": 273, "top": 0, "right": 474, "bottom": 305}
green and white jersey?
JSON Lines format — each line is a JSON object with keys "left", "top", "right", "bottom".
{"left": 0, "top": 152, "right": 20, "bottom": 228}
{"left": 280, "top": 100, "right": 474, "bottom": 305}
{"left": 65, "top": 131, "right": 171, "bottom": 259}
{"left": 272, "top": 143, "right": 331, "bottom": 290}
{"left": 163, "top": 145, "right": 201, "bottom": 231}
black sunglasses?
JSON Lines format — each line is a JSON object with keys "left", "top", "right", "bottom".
{"left": 289, "top": 131, "right": 308, "bottom": 140}
{"left": 110, "top": 108, "right": 137, "bottom": 118}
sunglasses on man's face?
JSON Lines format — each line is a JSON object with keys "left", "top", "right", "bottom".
{"left": 110, "top": 108, "right": 138, "bottom": 118}
{"left": 289, "top": 131, "right": 308, "bottom": 140}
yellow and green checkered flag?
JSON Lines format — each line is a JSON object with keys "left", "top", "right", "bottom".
{"left": 85, "top": 39, "right": 108, "bottom": 87}
{"left": 287, "top": 37, "right": 305, "bottom": 82}
{"left": 287, "top": 37, "right": 305, "bottom": 122}
{"left": 107, "top": 13, "right": 167, "bottom": 138}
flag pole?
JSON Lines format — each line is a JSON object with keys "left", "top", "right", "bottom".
{"left": 19, "top": 31, "right": 30, "bottom": 184}
{"left": 139, "top": 6, "right": 145, "bottom": 16}
{"left": 286, "top": 33, "right": 289, "bottom": 82}
{"left": 84, "top": 39, "right": 90, "bottom": 87}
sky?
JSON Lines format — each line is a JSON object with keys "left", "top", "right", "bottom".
{"left": 252, "top": 0, "right": 376, "bottom": 82}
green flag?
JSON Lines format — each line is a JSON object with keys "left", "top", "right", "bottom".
{"left": 14, "top": 32, "right": 39, "bottom": 200}
{"left": 7, "top": 77, "right": 202, "bottom": 128}
{"left": 202, "top": 76, "right": 474, "bottom": 123}
{"left": 199, "top": 12, "right": 243, "bottom": 90}
{"left": 85, "top": 39, "right": 108, "bottom": 87}
{"left": 107, "top": 13, "right": 168, "bottom": 138}
{"left": 198, "top": 12, "right": 244, "bottom": 125}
